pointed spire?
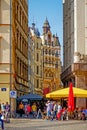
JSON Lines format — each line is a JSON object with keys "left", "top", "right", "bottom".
{"left": 55, "top": 35, "right": 60, "bottom": 46}
{"left": 43, "top": 17, "right": 50, "bottom": 28}
{"left": 42, "top": 17, "right": 50, "bottom": 34}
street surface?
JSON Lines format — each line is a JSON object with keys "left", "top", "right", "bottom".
{"left": 4, "top": 118, "right": 87, "bottom": 130}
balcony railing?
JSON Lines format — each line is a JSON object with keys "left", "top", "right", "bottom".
{"left": 61, "top": 63, "right": 87, "bottom": 80}
{"left": 72, "top": 63, "right": 87, "bottom": 72}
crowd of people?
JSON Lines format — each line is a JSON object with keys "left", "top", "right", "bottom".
{"left": 0, "top": 100, "right": 87, "bottom": 130}
{"left": 16, "top": 101, "right": 43, "bottom": 118}
{"left": 43, "top": 100, "right": 87, "bottom": 121}
{"left": 16, "top": 100, "right": 87, "bottom": 121}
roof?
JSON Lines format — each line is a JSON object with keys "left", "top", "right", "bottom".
{"left": 43, "top": 18, "right": 50, "bottom": 28}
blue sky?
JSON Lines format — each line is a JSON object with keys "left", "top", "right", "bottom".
{"left": 28, "top": 0, "right": 63, "bottom": 61}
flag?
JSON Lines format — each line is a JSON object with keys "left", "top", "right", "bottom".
{"left": 43, "top": 87, "right": 50, "bottom": 95}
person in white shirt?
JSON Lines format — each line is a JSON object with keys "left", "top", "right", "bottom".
{"left": 46, "top": 101, "right": 51, "bottom": 119}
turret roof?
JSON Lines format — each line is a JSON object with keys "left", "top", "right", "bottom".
{"left": 43, "top": 17, "right": 50, "bottom": 28}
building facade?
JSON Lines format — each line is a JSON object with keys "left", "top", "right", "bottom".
{"left": 61, "top": 0, "right": 87, "bottom": 108}
{"left": 41, "top": 18, "right": 61, "bottom": 95}
{"left": 0, "top": 0, "right": 28, "bottom": 108}
{"left": 28, "top": 27, "right": 35, "bottom": 93}
{"left": 29, "top": 23, "right": 42, "bottom": 95}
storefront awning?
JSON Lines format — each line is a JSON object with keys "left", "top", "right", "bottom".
{"left": 46, "top": 87, "right": 87, "bottom": 99}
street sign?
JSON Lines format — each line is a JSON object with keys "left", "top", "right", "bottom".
{"left": 1, "top": 88, "right": 6, "bottom": 91}
{"left": 10, "top": 90, "right": 17, "bottom": 98}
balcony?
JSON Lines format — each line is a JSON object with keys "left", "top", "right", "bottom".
{"left": 72, "top": 63, "right": 87, "bottom": 72}
{"left": 61, "top": 63, "right": 87, "bottom": 81}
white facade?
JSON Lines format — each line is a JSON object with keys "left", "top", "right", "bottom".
{"left": 63, "top": 0, "right": 87, "bottom": 70}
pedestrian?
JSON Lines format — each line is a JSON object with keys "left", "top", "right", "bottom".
{"left": 56, "top": 102, "right": 62, "bottom": 120}
{"left": 46, "top": 100, "right": 51, "bottom": 120}
{"left": 5, "top": 102, "right": 10, "bottom": 123}
{"left": 31, "top": 103, "right": 37, "bottom": 118}
{"left": 26, "top": 103, "right": 31, "bottom": 118}
{"left": 18, "top": 102, "right": 24, "bottom": 117}
{"left": 1, "top": 103, "right": 5, "bottom": 115}
{"left": 37, "top": 108, "right": 42, "bottom": 119}
{"left": 0, "top": 110, "right": 4, "bottom": 130}
{"left": 51, "top": 101, "right": 58, "bottom": 120}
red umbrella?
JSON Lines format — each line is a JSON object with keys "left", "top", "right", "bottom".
{"left": 68, "top": 82, "right": 74, "bottom": 112}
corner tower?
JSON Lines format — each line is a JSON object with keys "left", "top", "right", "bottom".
{"left": 41, "top": 18, "right": 61, "bottom": 95}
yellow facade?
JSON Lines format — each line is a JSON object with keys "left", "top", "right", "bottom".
{"left": 0, "top": 0, "right": 11, "bottom": 104}
{"left": 0, "top": 0, "right": 28, "bottom": 109}
{"left": 41, "top": 18, "right": 61, "bottom": 95}
{"left": 34, "top": 35, "right": 42, "bottom": 95}
{"left": 12, "top": 0, "right": 28, "bottom": 96}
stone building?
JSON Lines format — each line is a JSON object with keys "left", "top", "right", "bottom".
{"left": 0, "top": 0, "right": 28, "bottom": 109}
{"left": 61, "top": 0, "right": 87, "bottom": 108}
{"left": 28, "top": 27, "right": 35, "bottom": 93}
{"left": 29, "top": 23, "right": 42, "bottom": 95}
{"left": 29, "top": 19, "right": 61, "bottom": 95}
{"left": 41, "top": 18, "right": 61, "bottom": 95}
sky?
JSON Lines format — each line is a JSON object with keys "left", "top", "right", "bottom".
{"left": 28, "top": 0, "right": 63, "bottom": 61}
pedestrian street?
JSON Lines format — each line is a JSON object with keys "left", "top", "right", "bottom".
{"left": 4, "top": 118, "right": 87, "bottom": 130}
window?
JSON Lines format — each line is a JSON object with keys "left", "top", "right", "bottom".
{"left": 36, "top": 43, "right": 38, "bottom": 49}
{"left": 55, "top": 61, "right": 58, "bottom": 68}
{"left": 0, "top": 38, "right": 1, "bottom": 62}
{"left": 17, "top": 57, "right": 19, "bottom": 74}
{"left": 20, "top": 7, "right": 21, "bottom": 23}
{"left": 20, "top": 60, "right": 21, "bottom": 75}
{"left": 36, "top": 66, "right": 39, "bottom": 74}
{"left": 19, "top": 33, "right": 22, "bottom": 50}
{"left": 45, "top": 49, "right": 47, "bottom": 54}
{"left": 45, "top": 57, "right": 47, "bottom": 63}
{"left": 49, "top": 50, "right": 51, "bottom": 55}
{"left": 36, "top": 53, "right": 39, "bottom": 61}
{"left": 37, "top": 79, "right": 39, "bottom": 88}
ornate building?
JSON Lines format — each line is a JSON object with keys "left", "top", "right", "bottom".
{"left": 61, "top": 0, "right": 87, "bottom": 108}
{"left": 28, "top": 27, "right": 35, "bottom": 93}
{"left": 41, "top": 18, "right": 61, "bottom": 95}
{"left": 29, "top": 23, "right": 42, "bottom": 95}
{"left": 0, "top": 0, "right": 28, "bottom": 108}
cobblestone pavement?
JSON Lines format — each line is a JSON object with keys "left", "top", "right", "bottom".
{"left": 4, "top": 118, "right": 87, "bottom": 130}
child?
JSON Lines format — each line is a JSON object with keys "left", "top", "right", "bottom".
{"left": 0, "top": 110, "right": 4, "bottom": 130}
